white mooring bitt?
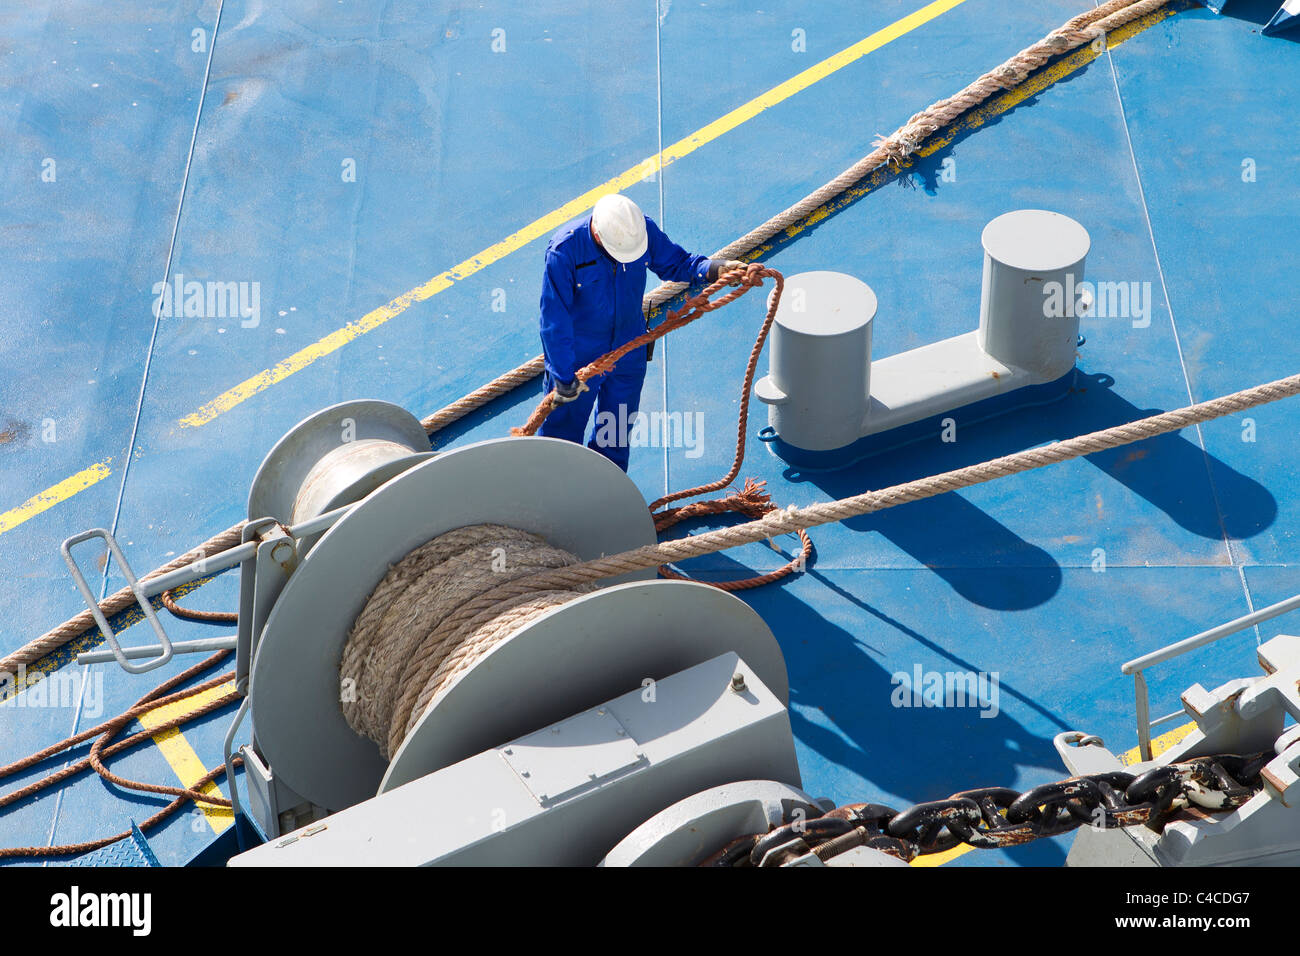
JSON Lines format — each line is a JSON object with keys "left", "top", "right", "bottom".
{"left": 978, "top": 208, "right": 1091, "bottom": 383}
{"left": 754, "top": 209, "right": 1091, "bottom": 470}
{"left": 752, "top": 271, "right": 878, "bottom": 454}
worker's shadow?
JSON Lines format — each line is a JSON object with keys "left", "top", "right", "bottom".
{"left": 782, "top": 370, "right": 1275, "bottom": 612}
{"left": 684, "top": 552, "right": 1073, "bottom": 866}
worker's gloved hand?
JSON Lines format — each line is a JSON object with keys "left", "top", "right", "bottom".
{"left": 552, "top": 378, "right": 582, "bottom": 404}
{"left": 708, "top": 259, "right": 749, "bottom": 284}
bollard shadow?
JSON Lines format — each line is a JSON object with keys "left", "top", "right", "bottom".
{"left": 778, "top": 372, "right": 1274, "bottom": 609}
{"left": 795, "top": 464, "right": 1064, "bottom": 612}
{"left": 1061, "top": 373, "right": 1276, "bottom": 541}
{"left": 680, "top": 552, "right": 1072, "bottom": 865}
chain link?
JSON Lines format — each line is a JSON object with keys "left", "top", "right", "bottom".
{"left": 704, "top": 752, "right": 1271, "bottom": 866}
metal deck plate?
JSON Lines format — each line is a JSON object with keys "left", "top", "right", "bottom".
{"left": 500, "top": 708, "right": 646, "bottom": 807}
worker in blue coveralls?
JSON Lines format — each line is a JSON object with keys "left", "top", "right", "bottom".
{"left": 537, "top": 192, "right": 745, "bottom": 471}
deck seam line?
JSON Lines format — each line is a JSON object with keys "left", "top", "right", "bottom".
{"left": 1100, "top": 10, "right": 1238, "bottom": 577}
{"left": 102, "top": 0, "right": 229, "bottom": 595}
{"left": 1236, "top": 564, "right": 1262, "bottom": 645}
{"left": 45, "top": 0, "right": 230, "bottom": 856}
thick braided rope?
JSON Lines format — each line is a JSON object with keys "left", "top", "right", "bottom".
{"left": 339, "top": 525, "right": 596, "bottom": 758}
{"left": 643, "top": 0, "right": 1170, "bottom": 311}
{"left": 431, "top": 372, "right": 1300, "bottom": 623}
{"left": 420, "top": 356, "right": 546, "bottom": 434}
{"left": 395, "top": 589, "right": 578, "bottom": 749}
{"left": 408, "top": 1, "right": 1171, "bottom": 436}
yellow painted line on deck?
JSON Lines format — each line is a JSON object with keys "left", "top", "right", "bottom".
{"left": 0, "top": 459, "right": 112, "bottom": 536}
{"left": 177, "top": 0, "right": 966, "bottom": 429}
{"left": 0, "top": 0, "right": 969, "bottom": 533}
{"left": 134, "top": 679, "right": 237, "bottom": 834}
{"left": 0, "top": 2, "right": 974, "bottom": 837}
{"left": 0, "top": 2, "right": 1180, "bottom": 542}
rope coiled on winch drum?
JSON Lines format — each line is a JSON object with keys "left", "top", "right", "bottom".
{"left": 338, "top": 524, "right": 598, "bottom": 759}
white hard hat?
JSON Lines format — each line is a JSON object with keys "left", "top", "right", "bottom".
{"left": 591, "top": 194, "right": 648, "bottom": 263}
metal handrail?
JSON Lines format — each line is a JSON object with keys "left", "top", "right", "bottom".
{"left": 61, "top": 529, "right": 176, "bottom": 674}
{"left": 1121, "top": 590, "right": 1300, "bottom": 761}
{"left": 62, "top": 502, "right": 357, "bottom": 671}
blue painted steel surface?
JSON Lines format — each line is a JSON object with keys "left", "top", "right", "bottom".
{"left": 1, "top": 1, "right": 1297, "bottom": 867}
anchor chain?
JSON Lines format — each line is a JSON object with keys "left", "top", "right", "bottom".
{"left": 706, "top": 752, "right": 1271, "bottom": 866}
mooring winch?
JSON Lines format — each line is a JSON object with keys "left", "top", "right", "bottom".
{"left": 45, "top": 214, "right": 1300, "bottom": 865}
{"left": 64, "top": 399, "right": 816, "bottom": 863}
{"left": 51, "top": 380, "right": 1300, "bottom": 865}
{"left": 54, "top": 380, "right": 1300, "bottom": 865}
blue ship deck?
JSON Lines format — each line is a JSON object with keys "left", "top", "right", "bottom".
{"left": 2, "top": 0, "right": 1298, "bottom": 867}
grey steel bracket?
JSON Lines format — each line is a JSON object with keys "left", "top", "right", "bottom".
{"left": 66, "top": 506, "right": 355, "bottom": 676}
{"left": 60, "top": 527, "right": 174, "bottom": 675}
{"left": 236, "top": 516, "right": 297, "bottom": 692}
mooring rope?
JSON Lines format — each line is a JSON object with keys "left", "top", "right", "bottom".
{"left": 421, "top": 0, "right": 1174, "bottom": 433}
{"left": 12, "top": 361, "right": 1290, "bottom": 858}
{"left": 513, "top": 263, "right": 814, "bottom": 589}
{"left": 0, "top": 650, "right": 238, "bottom": 859}
{"left": 338, "top": 368, "right": 1300, "bottom": 755}
{"left": 0, "top": 523, "right": 246, "bottom": 676}
{"left": 299, "top": 356, "right": 1300, "bottom": 764}
{"left": 339, "top": 525, "right": 598, "bottom": 758}
{"left": 446, "top": 372, "right": 1300, "bottom": 614}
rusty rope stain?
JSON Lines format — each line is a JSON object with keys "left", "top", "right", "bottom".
{"left": 0, "top": 650, "right": 238, "bottom": 859}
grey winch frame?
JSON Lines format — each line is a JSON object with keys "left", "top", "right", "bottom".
{"left": 67, "top": 400, "right": 818, "bottom": 861}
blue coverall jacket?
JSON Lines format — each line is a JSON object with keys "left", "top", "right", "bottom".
{"left": 537, "top": 213, "right": 713, "bottom": 471}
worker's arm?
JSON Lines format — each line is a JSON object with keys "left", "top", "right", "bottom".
{"left": 645, "top": 217, "right": 713, "bottom": 285}
{"left": 645, "top": 218, "right": 745, "bottom": 285}
{"left": 538, "top": 246, "right": 579, "bottom": 386}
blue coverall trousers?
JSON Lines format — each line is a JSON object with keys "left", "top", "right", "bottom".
{"left": 538, "top": 361, "right": 644, "bottom": 472}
